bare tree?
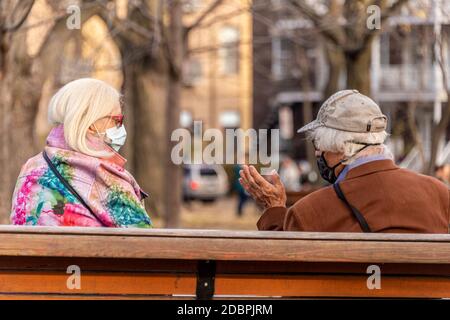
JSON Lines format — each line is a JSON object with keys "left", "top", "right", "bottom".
{"left": 0, "top": 0, "right": 101, "bottom": 222}
{"left": 0, "top": 0, "right": 38, "bottom": 222}
{"left": 288, "top": 0, "right": 410, "bottom": 95}
{"left": 407, "top": 101, "right": 426, "bottom": 167}
{"left": 427, "top": 29, "right": 450, "bottom": 174}
{"left": 164, "top": 0, "right": 183, "bottom": 227}
{"left": 164, "top": 0, "right": 224, "bottom": 227}
{"left": 0, "top": 0, "right": 229, "bottom": 225}
{"left": 98, "top": 0, "right": 224, "bottom": 227}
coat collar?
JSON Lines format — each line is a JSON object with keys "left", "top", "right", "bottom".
{"left": 46, "top": 124, "right": 127, "bottom": 168}
{"left": 344, "top": 159, "right": 398, "bottom": 180}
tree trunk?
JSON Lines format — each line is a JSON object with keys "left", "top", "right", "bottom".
{"left": 0, "top": 24, "right": 41, "bottom": 223}
{"left": 427, "top": 100, "right": 450, "bottom": 175}
{"left": 324, "top": 44, "right": 344, "bottom": 99}
{"left": 114, "top": 26, "right": 171, "bottom": 220}
{"left": 163, "top": 0, "right": 183, "bottom": 228}
{"left": 124, "top": 63, "right": 169, "bottom": 220}
{"left": 345, "top": 46, "right": 372, "bottom": 95}
{"left": 296, "top": 45, "right": 318, "bottom": 180}
{"left": 121, "top": 63, "right": 138, "bottom": 174}
{"left": 99, "top": 3, "right": 179, "bottom": 225}
{"left": 407, "top": 101, "right": 426, "bottom": 170}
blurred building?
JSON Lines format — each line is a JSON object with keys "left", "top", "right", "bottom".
{"left": 252, "top": 0, "right": 450, "bottom": 170}
{"left": 181, "top": 0, "right": 253, "bottom": 133}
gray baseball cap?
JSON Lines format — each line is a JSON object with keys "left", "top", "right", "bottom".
{"left": 297, "top": 89, "right": 387, "bottom": 133}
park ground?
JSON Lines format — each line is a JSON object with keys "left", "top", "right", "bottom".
{"left": 152, "top": 195, "right": 261, "bottom": 230}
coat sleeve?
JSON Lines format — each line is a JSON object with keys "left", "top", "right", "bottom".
{"left": 257, "top": 206, "right": 287, "bottom": 231}
{"left": 283, "top": 206, "right": 305, "bottom": 231}
{"left": 257, "top": 201, "right": 313, "bottom": 231}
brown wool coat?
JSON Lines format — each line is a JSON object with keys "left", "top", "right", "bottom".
{"left": 257, "top": 160, "right": 450, "bottom": 234}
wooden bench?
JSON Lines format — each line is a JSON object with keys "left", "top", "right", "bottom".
{"left": 0, "top": 225, "right": 449, "bottom": 299}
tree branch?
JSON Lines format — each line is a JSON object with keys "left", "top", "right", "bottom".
{"left": 3, "top": 0, "right": 35, "bottom": 33}
{"left": 288, "top": 0, "right": 345, "bottom": 47}
{"left": 184, "top": 0, "right": 224, "bottom": 35}
{"left": 358, "top": 0, "right": 410, "bottom": 52}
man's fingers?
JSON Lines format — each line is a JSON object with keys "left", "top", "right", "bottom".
{"left": 239, "top": 168, "right": 250, "bottom": 184}
{"left": 271, "top": 169, "right": 283, "bottom": 187}
{"left": 240, "top": 166, "right": 271, "bottom": 204}
{"left": 239, "top": 177, "right": 250, "bottom": 191}
{"left": 243, "top": 165, "right": 257, "bottom": 186}
{"left": 249, "top": 165, "right": 270, "bottom": 187}
{"left": 239, "top": 178, "right": 258, "bottom": 199}
{"left": 239, "top": 169, "right": 255, "bottom": 191}
{"left": 239, "top": 169, "right": 245, "bottom": 180}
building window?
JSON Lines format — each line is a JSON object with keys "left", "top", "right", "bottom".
{"left": 180, "top": 110, "right": 193, "bottom": 128}
{"left": 278, "top": 106, "right": 294, "bottom": 140}
{"left": 389, "top": 33, "right": 403, "bottom": 65}
{"left": 218, "top": 26, "right": 240, "bottom": 75}
{"left": 183, "top": 58, "right": 202, "bottom": 86}
{"left": 272, "top": 36, "right": 316, "bottom": 83}
{"left": 182, "top": 0, "right": 202, "bottom": 13}
{"left": 219, "top": 110, "right": 240, "bottom": 128}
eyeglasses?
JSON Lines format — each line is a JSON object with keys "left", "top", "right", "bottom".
{"left": 111, "top": 114, "right": 124, "bottom": 127}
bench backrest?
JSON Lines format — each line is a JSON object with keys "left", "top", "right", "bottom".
{"left": 0, "top": 225, "right": 449, "bottom": 299}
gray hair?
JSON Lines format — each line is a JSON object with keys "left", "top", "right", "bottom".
{"left": 307, "top": 126, "right": 393, "bottom": 164}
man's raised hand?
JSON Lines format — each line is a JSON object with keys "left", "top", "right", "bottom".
{"left": 239, "top": 165, "right": 287, "bottom": 210}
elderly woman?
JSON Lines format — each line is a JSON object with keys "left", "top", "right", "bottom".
{"left": 11, "top": 78, "right": 152, "bottom": 228}
{"left": 240, "top": 90, "right": 449, "bottom": 233}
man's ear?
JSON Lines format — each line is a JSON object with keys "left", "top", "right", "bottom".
{"left": 324, "top": 151, "right": 345, "bottom": 166}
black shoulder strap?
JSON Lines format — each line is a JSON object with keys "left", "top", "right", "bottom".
{"left": 333, "top": 182, "right": 372, "bottom": 233}
{"left": 43, "top": 151, "right": 104, "bottom": 226}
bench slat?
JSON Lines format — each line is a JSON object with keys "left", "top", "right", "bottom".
{"left": 0, "top": 225, "right": 449, "bottom": 242}
{"left": 0, "top": 226, "right": 449, "bottom": 299}
{"left": 0, "top": 232, "right": 449, "bottom": 263}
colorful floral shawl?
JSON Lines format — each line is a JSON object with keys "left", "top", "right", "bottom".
{"left": 10, "top": 125, "right": 152, "bottom": 228}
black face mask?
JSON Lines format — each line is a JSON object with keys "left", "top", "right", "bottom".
{"left": 316, "top": 143, "right": 381, "bottom": 184}
{"left": 316, "top": 153, "right": 342, "bottom": 184}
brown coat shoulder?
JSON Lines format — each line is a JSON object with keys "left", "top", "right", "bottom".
{"left": 258, "top": 160, "right": 450, "bottom": 234}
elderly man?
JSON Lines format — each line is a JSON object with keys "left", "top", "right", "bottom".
{"left": 240, "top": 90, "right": 449, "bottom": 233}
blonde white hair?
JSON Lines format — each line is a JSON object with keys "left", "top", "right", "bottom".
{"left": 308, "top": 126, "right": 393, "bottom": 164}
{"left": 48, "top": 78, "right": 121, "bottom": 157}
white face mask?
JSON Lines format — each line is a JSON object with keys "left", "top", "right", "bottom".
{"left": 104, "top": 125, "right": 127, "bottom": 152}
{"left": 94, "top": 123, "right": 127, "bottom": 152}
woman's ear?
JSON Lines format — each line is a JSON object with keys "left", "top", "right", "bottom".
{"left": 88, "top": 123, "right": 101, "bottom": 135}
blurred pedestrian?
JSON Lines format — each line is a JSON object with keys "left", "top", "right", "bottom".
{"left": 233, "top": 163, "right": 249, "bottom": 217}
